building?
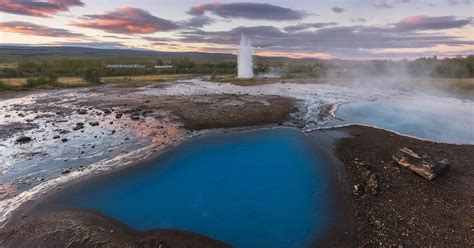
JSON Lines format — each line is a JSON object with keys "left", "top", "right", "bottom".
{"left": 107, "top": 64, "right": 146, "bottom": 68}
{"left": 154, "top": 65, "right": 173, "bottom": 69}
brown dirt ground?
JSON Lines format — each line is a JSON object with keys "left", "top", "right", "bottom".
{"left": 335, "top": 125, "right": 474, "bottom": 247}
{"left": 0, "top": 210, "right": 230, "bottom": 248}
{"left": 81, "top": 92, "right": 298, "bottom": 130}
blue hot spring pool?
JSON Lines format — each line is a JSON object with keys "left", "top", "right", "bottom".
{"left": 330, "top": 100, "right": 474, "bottom": 144}
{"left": 52, "top": 128, "right": 335, "bottom": 248}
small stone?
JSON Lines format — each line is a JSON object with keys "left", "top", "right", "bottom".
{"left": 73, "top": 122, "right": 84, "bottom": 131}
{"left": 53, "top": 135, "right": 60, "bottom": 139}
{"left": 15, "top": 136, "right": 32, "bottom": 143}
{"left": 89, "top": 122, "right": 99, "bottom": 126}
{"left": 78, "top": 109, "right": 88, "bottom": 115}
{"left": 61, "top": 169, "right": 71, "bottom": 174}
{"left": 61, "top": 138, "right": 68, "bottom": 142}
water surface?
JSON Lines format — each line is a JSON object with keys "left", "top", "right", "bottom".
{"left": 53, "top": 128, "right": 335, "bottom": 248}
{"left": 330, "top": 100, "right": 474, "bottom": 144}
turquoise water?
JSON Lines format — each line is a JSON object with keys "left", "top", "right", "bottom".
{"left": 54, "top": 128, "right": 334, "bottom": 248}
{"left": 330, "top": 100, "right": 474, "bottom": 144}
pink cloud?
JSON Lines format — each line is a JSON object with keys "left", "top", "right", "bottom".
{"left": 0, "top": 0, "right": 84, "bottom": 17}
{"left": 0, "top": 21, "right": 86, "bottom": 37}
{"left": 70, "top": 7, "right": 178, "bottom": 34}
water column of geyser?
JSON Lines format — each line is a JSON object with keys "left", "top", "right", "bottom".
{"left": 238, "top": 33, "right": 254, "bottom": 78}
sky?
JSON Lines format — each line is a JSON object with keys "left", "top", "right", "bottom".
{"left": 0, "top": 0, "right": 472, "bottom": 59}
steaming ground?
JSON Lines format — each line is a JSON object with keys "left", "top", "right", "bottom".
{"left": 142, "top": 79, "right": 473, "bottom": 143}
{"left": 0, "top": 78, "right": 472, "bottom": 228}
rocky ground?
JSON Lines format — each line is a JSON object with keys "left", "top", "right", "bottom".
{"left": 334, "top": 125, "right": 474, "bottom": 247}
{"left": 0, "top": 209, "right": 230, "bottom": 248}
{"left": 1, "top": 84, "right": 473, "bottom": 247}
{"left": 80, "top": 90, "right": 298, "bottom": 130}
{"left": 0, "top": 86, "right": 297, "bottom": 200}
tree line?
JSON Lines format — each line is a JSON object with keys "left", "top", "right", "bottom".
{"left": 0, "top": 55, "right": 472, "bottom": 80}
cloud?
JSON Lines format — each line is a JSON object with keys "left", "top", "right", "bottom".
{"left": 181, "top": 16, "right": 215, "bottom": 28}
{"left": 448, "top": 0, "right": 471, "bottom": 5}
{"left": 395, "top": 16, "right": 472, "bottom": 31}
{"left": 70, "top": 7, "right": 179, "bottom": 34}
{"left": 284, "top": 22, "right": 338, "bottom": 32}
{"left": 372, "top": 0, "right": 411, "bottom": 8}
{"left": 176, "top": 23, "right": 473, "bottom": 58}
{"left": 188, "top": 2, "right": 305, "bottom": 21}
{"left": 141, "top": 36, "right": 175, "bottom": 45}
{"left": 49, "top": 41, "right": 125, "bottom": 49}
{"left": 331, "top": 7, "right": 344, "bottom": 13}
{"left": 102, "top": 35, "right": 134, "bottom": 40}
{"left": 351, "top": 18, "right": 367, "bottom": 23}
{"left": 0, "top": 0, "right": 84, "bottom": 17}
{"left": 373, "top": 0, "right": 470, "bottom": 8}
{"left": 0, "top": 21, "right": 86, "bottom": 38}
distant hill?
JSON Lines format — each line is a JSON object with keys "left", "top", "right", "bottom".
{"left": 0, "top": 45, "right": 237, "bottom": 59}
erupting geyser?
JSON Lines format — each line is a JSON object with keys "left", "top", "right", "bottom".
{"left": 238, "top": 33, "right": 254, "bottom": 78}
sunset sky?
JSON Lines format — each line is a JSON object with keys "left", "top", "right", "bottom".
{"left": 0, "top": 0, "right": 472, "bottom": 59}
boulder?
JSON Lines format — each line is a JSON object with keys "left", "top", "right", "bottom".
{"left": 392, "top": 147, "right": 450, "bottom": 180}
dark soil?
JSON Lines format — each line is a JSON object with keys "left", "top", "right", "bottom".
{"left": 82, "top": 93, "right": 298, "bottom": 130}
{"left": 335, "top": 125, "right": 474, "bottom": 247}
{"left": 0, "top": 122, "right": 38, "bottom": 140}
{"left": 0, "top": 209, "right": 230, "bottom": 248}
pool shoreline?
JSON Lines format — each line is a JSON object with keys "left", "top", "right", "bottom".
{"left": 1, "top": 127, "right": 351, "bottom": 248}
{"left": 1, "top": 124, "right": 473, "bottom": 247}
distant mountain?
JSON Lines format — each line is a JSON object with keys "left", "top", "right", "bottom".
{"left": 0, "top": 45, "right": 237, "bottom": 59}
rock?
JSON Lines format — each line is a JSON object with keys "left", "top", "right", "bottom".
{"left": 53, "top": 135, "right": 60, "bottom": 139}
{"left": 115, "top": 113, "right": 122, "bottom": 119}
{"left": 15, "top": 136, "right": 32, "bottom": 143}
{"left": 89, "top": 122, "right": 99, "bottom": 126}
{"left": 131, "top": 115, "right": 140, "bottom": 121}
{"left": 78, "top": 109, "right": 88, "bottom": 115}
{"left": 61, "top": 138, "right": 68, "bottom": 142}
{"left": 61, "top": 169, "right": 71, "bottom": 174}
{"left": 392, "top": 147, "right": 450, "bottom": 180}
{"left": 361, "top": 169, "right": 378, "bottom": 195}
{"left": 73, "top": 122, "right": 84, "bottom": 131}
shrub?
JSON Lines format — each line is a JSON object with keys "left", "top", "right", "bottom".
{"left": 83, "top": 69, "right": 101, "bottom": 85}
{"left": 26, "top": 77, "right": 49, "bottom": 87}
{"left": 0, "top": 80, "right": 6, "bottom": 90}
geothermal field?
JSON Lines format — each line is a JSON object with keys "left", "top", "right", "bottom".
{"left": 0, "top": 73, "right": 473, "bottom": 247}
{"left": 0, "top": 2, "right": 473, "bottom": 247}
